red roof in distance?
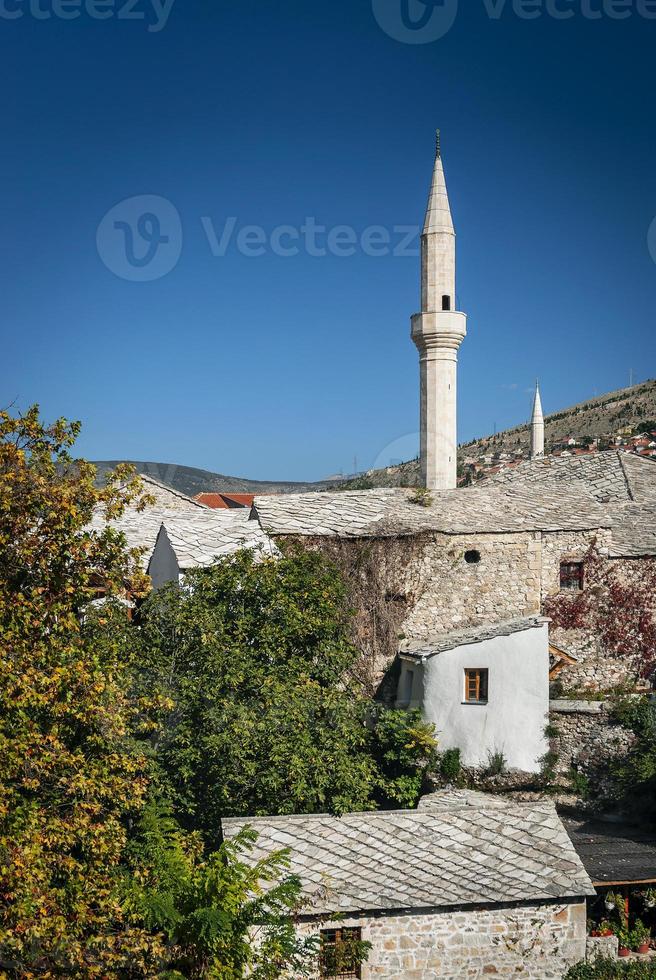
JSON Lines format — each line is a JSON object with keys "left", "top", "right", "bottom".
{"left": 194, "top": 492, "right": 255, "bottom": 509}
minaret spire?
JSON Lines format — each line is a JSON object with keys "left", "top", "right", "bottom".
{"left": 530, "top": 381, "right": 545, "bottom": 458}
{"left": 411, "top": 132, "right": 467, "bottom": 490}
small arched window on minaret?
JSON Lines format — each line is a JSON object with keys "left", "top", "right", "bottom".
{"left": 442, "top": 295, "right": 451, "bottom": 311}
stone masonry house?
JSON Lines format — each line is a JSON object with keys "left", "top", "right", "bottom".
{"left": 250, "top": 451, "right": 655, "bottom": 775}
{"left": 397, "top": 617, "right": 549, "bottom": 772}
{"left": 222, "top": 789, "right": 594, "bottom": 979}
{"left": 92, "top": 457, "right": 654, "bottom": 777}
{"left": 253, "top": 450, "right": 656, "bottom": 693}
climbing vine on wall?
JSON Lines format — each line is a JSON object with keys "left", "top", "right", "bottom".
{"left": 545, "top": 546, "right": 656, "bottom": 680}
{"left": 291, "top": 534, "right": 430, "bottom": 697}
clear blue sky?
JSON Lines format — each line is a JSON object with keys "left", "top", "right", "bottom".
{"left": 2, "top": 0, "right": 655, "bottom": 481}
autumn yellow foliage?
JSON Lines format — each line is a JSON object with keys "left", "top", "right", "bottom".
{"left": 0, "top": 406, "right": 162, "bottom": 977}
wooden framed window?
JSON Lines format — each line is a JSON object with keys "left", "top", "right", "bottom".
{"left": 560, "top": 561, "right": 584, "bottom": 592}
{"left": 320, "top": 928, "right": 364, "bottom": 979}
{"left": 464, "top": 668, "right": 488, "bottom": 704}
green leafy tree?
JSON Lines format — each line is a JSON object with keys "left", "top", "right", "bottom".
{"left": 565, "top": 957, "right": 656, "bottom": 978}
{"left": 121, "top": 804, "right": 319, "bottom": 980}
{"left": 135, "top": 546, "right": 437, "bottom": 837}
{"left": 0, "top": 408, "right": 326, "bottom": 979}
{"left": 607, "top": 695, "right": 656, "bottom": 819}
{"left": 370, "top": 706, "right": 438, "bottom": 808}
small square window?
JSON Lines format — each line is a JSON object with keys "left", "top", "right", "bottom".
{"left": 560, "top": 561, "right": 584, "bottom": 592}
{"left": 320, "top": 928, "right": 363, "bottom": 979}
{"left": 464, "top": 668, "right": 488, "bottom": 704}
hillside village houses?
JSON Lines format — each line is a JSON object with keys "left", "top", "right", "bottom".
{"left": 94, "top": 135, "right": 656, "bottom": 977}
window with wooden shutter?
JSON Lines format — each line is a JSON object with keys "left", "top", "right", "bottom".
{"left": 464, "top": 668, "right": 488, "bottom": 704}
{"left": 320, "top": 928, "right": 364, "bottom": 979}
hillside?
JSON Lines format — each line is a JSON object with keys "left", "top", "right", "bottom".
{"left": 93, "top": 380, "right": 656, "bottom": 497}
{"left": 92, "top": 460, "right": 331, "bottom": 497}
{"left": 334, "top": 379, "right": 656, "bottom": 490}
{"left": 468, "top": 378, "right": 656, "bottom": 456}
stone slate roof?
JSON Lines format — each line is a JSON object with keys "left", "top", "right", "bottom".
{"left": 89, "top": 477, "right": 274, "bottom": 570}
{"left": 152, "top": 510, "right": 276, "bottom": 570}
{"left": 485, "top": 451, "right": 656, "bottom": 504}
{"left": 564, "top": 817, "right": 656, "bottom": 885}
{"left": 254, "top": 485, "right": 613, "bottom": 539}
{"left": 609, "top": 502, "right": 656, "bottom": 557}
{"left": 254, "top": 452, "right": 656, "bottom": 555}
{"left": 400, "top": 616, "right": 548, "bottom": 660}
{"left": 139, "top": 474, "right": 209, "bottom": 510}
{"left": 222, "top": 793, "right": 594, "bottom": 916}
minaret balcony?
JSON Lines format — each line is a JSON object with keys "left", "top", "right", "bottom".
{"left": 411, "top": 310, "right": 467, "bottom": 354}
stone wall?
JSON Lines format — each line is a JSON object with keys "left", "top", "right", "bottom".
{"left": 539, "top": 529, "right": 612, "bottom": 601}
{"left": 300, "top": 526, "right": 647, "bottom": 692}
{"left": 549, "top": 700, "right": 635, "bottom": 784}
{"left": 586, "top": 934, "right": 619, "bottom": 962}
{"left": 297, "top": 898, "right": 587, "bottom": 979}
{"left": 550, "top": 627, "right": 636, "bottom": 691}
{"left": 298, "top": 531, "right": 543, "bottom": 690}
{"left": 401, "top": 531, "right": 541, "bottom": 642}
{"left": 544, "top": 545, "right": 653, "bottom": 691}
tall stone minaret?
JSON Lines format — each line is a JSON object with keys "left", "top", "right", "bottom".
{"left": 411, "top": 132, "right": 467, "bottom": 490}
{"left": 530, "top": 381, "right": 545, "bottom": 458}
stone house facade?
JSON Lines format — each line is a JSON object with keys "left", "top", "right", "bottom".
{"left": 222, "top": 790, "right": 593, "bottom": 980}
{"left": 253, "top": 451, "right": 656, "bottom": 693}
{"left": 295, "top": 900, "right": 587, "bottom": 979}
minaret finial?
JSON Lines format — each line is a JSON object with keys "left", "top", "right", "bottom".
{"left": 436, "top": 129, "right": 441, "bottom": 159}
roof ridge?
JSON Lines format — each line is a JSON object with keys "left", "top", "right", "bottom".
{"left": 222, "top": 797, "right": 553, "bottom": 826}
{"left": 140, "top": 473, "right": 208, "bottom": 508}
{"left": 617, "top": 451, "right": 637, "bottom": 502}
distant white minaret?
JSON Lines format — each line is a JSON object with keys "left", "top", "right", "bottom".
{"left": 530, "top": 381, "right": 545, "bottom": 458}
{"left": 411, "top": 132, "right": 467, "bottom": 490}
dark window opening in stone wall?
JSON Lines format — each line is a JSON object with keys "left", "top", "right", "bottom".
{"left": 560, "top": 561, "right": 584, "bottom": 591}
{"left": 465, "top": 549, "right": 481, "bottom": 564}
{"left": 320, "top": 928, "right": 363, "bottom": 979}
{"left": 442, "top": 294, "right": 451, "bottom": 311}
